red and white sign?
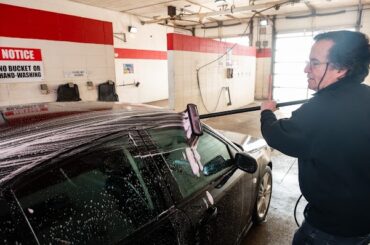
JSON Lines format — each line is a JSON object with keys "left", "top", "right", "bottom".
{"left": 0, "top": 47, "right": 44, "bottom": 82}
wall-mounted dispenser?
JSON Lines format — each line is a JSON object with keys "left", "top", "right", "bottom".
{"left": 226, "top": 68, "right": 233, "bottom": 79}
{"left": 40, "top": 84, "right": 49, "bottom": 94}
{"left": 120, "top": 80, "right": 140, "bottom": 87}
{"left": 86, "top": 81, "right": 94, "bottom": 90}
{"left": 57, "top": 83, "right": 81, "bottom": 101}
{"left": 98, "top": 80, "right": 119, "bottom": 101}
{"left": 128, "top": 26, "right": 138, "bottom": 33}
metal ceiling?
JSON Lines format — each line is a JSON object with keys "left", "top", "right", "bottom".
{"left": 68, "top": 0, "right": 369, "bottom": 27}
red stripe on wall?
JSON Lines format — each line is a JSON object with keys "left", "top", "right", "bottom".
{"left": 256, "top": 48, "right": 272, "bottom": 58}
{"left": 167, "top": 33, "right": 256, "bottom": 56}
{"left": 0, "top": 47, "right": 42, "bottom": 61}
{"left": 114, "top": 48, "right": 167, "bottom": 60}
{"left": 0, "top": 3, "right": 113, "bottom": 45}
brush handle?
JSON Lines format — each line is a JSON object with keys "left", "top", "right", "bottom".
{"left": 199, "top": 99, "right": 308, "bottom": 119}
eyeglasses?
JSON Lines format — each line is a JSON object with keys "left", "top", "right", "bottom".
{"left": 305, "top": 60, "right": 329, "bottom": 69}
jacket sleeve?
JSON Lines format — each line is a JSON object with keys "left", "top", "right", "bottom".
{"left": 260, "top": 109, "right": 311, "bottom": 158}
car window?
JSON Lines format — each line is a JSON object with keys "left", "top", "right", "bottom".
{"left": 150, "top": 127, "right": 233, "bottom": 198}
{"left": 0, "top": 133, "right": 167, "bottom": 244}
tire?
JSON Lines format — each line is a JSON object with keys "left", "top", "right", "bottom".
{"left": 253, "top": 166, "right": 272, "bottom": 224}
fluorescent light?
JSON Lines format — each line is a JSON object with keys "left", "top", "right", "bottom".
{"left": 215, "top": 0, "right": 227, "bottom": 7}
{"left": 128, "top": 26, "right": 138, "bottom": 33}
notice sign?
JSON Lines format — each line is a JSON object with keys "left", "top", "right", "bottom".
{"left": 0, "top": 47, "right": 44, "bottom": 83}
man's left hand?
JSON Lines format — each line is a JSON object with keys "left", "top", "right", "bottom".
{"left": 261, "top": 100, "right": 277, "bottom": 112}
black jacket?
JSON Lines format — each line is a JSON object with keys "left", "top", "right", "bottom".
{"left": 261, "top": 78, "right": 370, "bottom": 237}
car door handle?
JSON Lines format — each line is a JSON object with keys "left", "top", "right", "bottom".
{"left": 199, "top": 206, "right": 218, "bottom": 226}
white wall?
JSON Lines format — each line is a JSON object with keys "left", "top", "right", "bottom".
{"left": 0, "top": 0, "right": 116, "bottom": 106}
{"left": 0, "top": 0, "right": 170, "bottom": 106}
{"left": 193, "top": 19, "right": 273, "bottom": 101}
{"left": 0, "top": 38, "right": 115, "bottom": 105}
{"left": 113, "top": 23, "right": 170, "bottom": 103}
{"left": 168, "top": 34, "right": 256, "bottom": 114}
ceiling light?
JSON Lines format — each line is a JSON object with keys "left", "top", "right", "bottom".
{"left": 128, "top": 26, "right": 138, "bottom": 33}
{"left": 215, "top": 0, "right": 228, "bottom": 7}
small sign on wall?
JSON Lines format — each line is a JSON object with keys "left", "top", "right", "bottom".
{"left": 64, "top": 70, "right": 87, "bottom": 78}
{"left": 0, "top": 47, "right": 44, "bottom": 83}
{"left": 123, "top": 64, "right": 134, "bottom": 74}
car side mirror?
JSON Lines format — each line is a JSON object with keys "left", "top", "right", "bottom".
{"left": 235, "top": 152, "right": 257, "bottom": 174}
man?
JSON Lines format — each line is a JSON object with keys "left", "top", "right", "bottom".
{"left": 260, "top": 30, "right": 370, "bottom": 244}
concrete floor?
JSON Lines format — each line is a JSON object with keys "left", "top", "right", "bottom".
{"left": 147, "top": 100, "right": 307, "bottom": 245}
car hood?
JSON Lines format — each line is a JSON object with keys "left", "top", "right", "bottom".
{"left": 216, "top": 130, "right": 269, "bottom": 153}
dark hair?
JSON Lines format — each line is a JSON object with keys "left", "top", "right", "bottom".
{"left": 314, "top": 30, "right": 370, "bottom": 83}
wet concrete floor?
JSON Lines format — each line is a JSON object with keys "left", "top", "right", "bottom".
{"left": 147, "top": 100, "right": 305, "bottom": 245}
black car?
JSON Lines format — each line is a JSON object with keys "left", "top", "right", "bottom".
{"left": 0, "top": 102, "right": 272, "bottom": 245}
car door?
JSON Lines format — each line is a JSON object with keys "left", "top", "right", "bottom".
{"left": 149, "top": 126, "right": 255, "bottom": 245}
{"left": 0, "top": 131, "right": 188, "bottom": 245}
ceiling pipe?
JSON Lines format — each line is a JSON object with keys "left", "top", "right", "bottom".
{"left": 188, "top": 0, "right": 295, "bottom": 19}
{"left": 201, "top": 21, "right": 242, "bottom": 29}
{"left": 141, "top": 0, "right": 295, "bottom": 25}
{"left": 285, "top": 9, "right": 346, "bottom": 19}
{"left": 180, "top": 16, "right": 253, "bottom": 28}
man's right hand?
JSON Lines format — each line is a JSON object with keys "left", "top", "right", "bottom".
{"left": 261, "top": 100, "right": 278, "bottom": 112}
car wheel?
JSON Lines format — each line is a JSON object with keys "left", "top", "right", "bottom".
{"left": 253, "top": 166, "right": 272, "bottom": 224}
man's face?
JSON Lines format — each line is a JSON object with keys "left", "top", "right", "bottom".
{"left": 304, "top": 40, "right": 346, "bottom": 91}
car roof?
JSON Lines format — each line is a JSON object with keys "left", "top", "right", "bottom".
{"left": 0, "top": 102, "right": 184, "bottom": 186}
{"left": 0, "top": 101, "right": 164, "bottom": 127}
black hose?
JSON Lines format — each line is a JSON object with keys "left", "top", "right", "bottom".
{"left": 294, "top": 194, "right": 303, "bottom": 227}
